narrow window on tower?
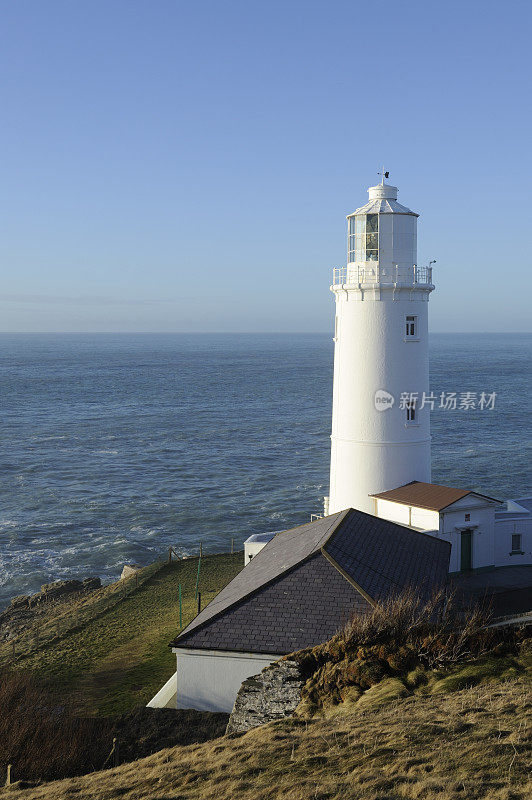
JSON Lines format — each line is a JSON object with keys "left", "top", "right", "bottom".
{"left": 348, "top": 217, "right": 356, "bottom": 262}
{"left": 405, "top": 315, "right": 418, "bottom": 337}
{"left": 406, "top": 401, "right": 416, "bottom": 423}
{"left": 365, "top": 214, "right": 379, "bottom": 261}
{"left": 355, "top": 215, "right": 365, "bottom": 262}
{"left": 511, "top": 533, "right": 522, "bottom": 553}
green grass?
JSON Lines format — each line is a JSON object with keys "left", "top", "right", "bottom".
{"left": 429, "top": 655, "right": 522, "bottom": 694}
{"left": 17, "top": 553, "right": 243, "bottom": 716}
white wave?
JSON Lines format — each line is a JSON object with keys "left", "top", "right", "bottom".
{"left": 31, "top": 435, "right": 69, "bottom": 442}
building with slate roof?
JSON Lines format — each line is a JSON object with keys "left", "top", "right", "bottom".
{"left": 369, "top": 481, "right": 532, "bottom": 574}
{"left": 148, "top": 509, "right": 450, "bottom": 713}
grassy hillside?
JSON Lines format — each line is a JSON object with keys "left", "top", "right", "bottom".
{"left": 1, "top": 676, "right": 529, "bottom": 800}
{"left": 14, "top": 553, "right": 243, "bottom": 715}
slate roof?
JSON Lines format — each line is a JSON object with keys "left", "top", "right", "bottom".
{"left": 371, "top": 481, "right": 501, "bottom": 512}
{"left": 173, "top": 552, "right": 370, "bottom": 654}
{"left": 325, "top": 510, "right": 449, "bottom": 602}
{"left": 172, "top": 508, "right": 451, "bottom": 655}
{"left": 178, "top": 511, "right": 347, "bottom": 639}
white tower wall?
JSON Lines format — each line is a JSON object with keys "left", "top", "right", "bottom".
{"left": 327, "top": 181, "right": 434, "bottom": 515}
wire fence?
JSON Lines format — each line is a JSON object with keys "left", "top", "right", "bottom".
{"left": 0, "top": 542, "right": 245, "bottom": 667}
{"left": 0, "top": 541, "right": 245, "bottom": 667}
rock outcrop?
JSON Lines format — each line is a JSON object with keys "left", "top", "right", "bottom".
{"left": 5, "top": 578, "right": 102, "bottom": 611}
{"left": 120, "top": 564, "right": 142, "bottom": 580}
{"left": 0, "top": 577, "right": 102, "bottom": 642}
{"left": 226, "top": 659, "right": 304, "bottom": 734}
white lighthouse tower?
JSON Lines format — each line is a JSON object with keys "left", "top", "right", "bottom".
{"left": 326, "top": 175, "right": 435, "bottom": 515}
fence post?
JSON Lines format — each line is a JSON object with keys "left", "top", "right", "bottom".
{"left": 199, "top": 542, "right": 202, "bottom": 558}
{"left": 135, "top": 572, "right": 138, "bottom": 589}
{"left": 194, "top": 557, "right": 201, "bottom": 600}
{"left": 178, "top": 583, "right": 182, "bottom": 628}
{"left": 6, "top": 765, "right": 11, "bottom": 787}
{"left": 231, "top": 537, "right": 234, "bottom": 554}
{"left": 113, "top": 737, "right": 119, "bottom": 768}
{"left": 168, "top": 546, "right": 172, "bottom": 564}
{"left": 197, "top": 592, "right": 201, "bottom": 615}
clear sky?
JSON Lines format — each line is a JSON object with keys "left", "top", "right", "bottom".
{"left": 0, "top": 0, "right": 530, "bottom": 333}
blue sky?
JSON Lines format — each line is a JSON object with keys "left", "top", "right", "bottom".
{"left": 0, "top": 0, "right": 530, "bottom": 333}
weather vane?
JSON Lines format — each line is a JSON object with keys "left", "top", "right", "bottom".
{"left": 378, "top": 166, "right": 389, "bottom": 184}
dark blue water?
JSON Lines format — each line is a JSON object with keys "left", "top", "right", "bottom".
{"left": 1, "top": 333, "right": 530, "bottom": 607}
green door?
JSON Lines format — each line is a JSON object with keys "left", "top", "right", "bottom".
{"left": 460, "top": 530, "right": 472, "bottom": 571}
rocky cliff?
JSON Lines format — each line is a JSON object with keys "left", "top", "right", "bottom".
{"left": 226, "top": 659, "right": 303, "bottom": 734}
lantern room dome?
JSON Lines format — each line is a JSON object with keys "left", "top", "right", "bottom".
{"left": 349, "top": 182, "right": 418, "bottom": 217}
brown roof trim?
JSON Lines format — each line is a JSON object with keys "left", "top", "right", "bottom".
{"left": 438, "top": 492, "right": 502, "bottom": 511}
{"left": 370, "top": 481, "right": 501, "bottom": 512}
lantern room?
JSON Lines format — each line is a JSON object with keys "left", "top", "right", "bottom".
{"left": 346, "top": 182, "right": 418, "bottom": 272}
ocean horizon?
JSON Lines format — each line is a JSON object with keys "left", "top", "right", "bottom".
{"left": 1, "top": 332, "right": 530, "bottom": 608}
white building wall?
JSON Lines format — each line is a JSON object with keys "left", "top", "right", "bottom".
{"left": 439, "top": 504, "right": 496, "bottom": 573}
{"left": 244, "top": 540, "right": 267, "bottom": 563}
{"left": 375, "top": 498, "right": 411, "bottom": 526}
{"left": 329, "top": 290, "right": 432, "bottom": 514}
{"left": 494, "top": 517, "right": 532, "bottom": 567}
{"left": 375, "top": 498, "right": 440, "bottom": 531}
{"left": 173, "top": 648, "right": 281, "bottom": 713}
{"left": 410, "top": 506, "right": 440, "bottom": 530}
{"left": 373, "top": 494, "right": 520, "bottom": 573}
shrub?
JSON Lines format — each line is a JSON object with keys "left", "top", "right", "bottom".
{"left": 0, "top": 670, "right": 227, "bottom": 783}
{"left": 292, "top": 589, "right": 529, "bottom": 712}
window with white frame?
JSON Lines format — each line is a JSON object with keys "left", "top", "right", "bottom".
{"left": 348, "top": 214, "right": 379, "bottom": 263}
{"left": 511, "top": 533, "right": 522, "bottom": 553}
{"left": 405, "top": 315, "right": 418, "bottom": 337}
{"left": 406, "top": 401, "right": 416, "bottom": 423}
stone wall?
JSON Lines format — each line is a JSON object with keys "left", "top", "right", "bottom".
{"left": 226, "top": 658, "right": 303, "bottom": 734}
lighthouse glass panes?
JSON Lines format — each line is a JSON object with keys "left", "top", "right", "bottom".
{"left": 348, "top": 214, "right": 379, "bottom": 262}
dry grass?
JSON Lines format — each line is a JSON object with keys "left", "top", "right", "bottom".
{"left": 337, "top": 588, "right": 499, "bottom": 669}
{"left": 292, "top": 591, "right": 527, "bottom": 715}
{"left": 1, "top": 676, "right": 529, "bottom": 799}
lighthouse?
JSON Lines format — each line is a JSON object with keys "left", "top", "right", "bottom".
{"left": 326, "top": 176, "right": 435, "bottom": 515}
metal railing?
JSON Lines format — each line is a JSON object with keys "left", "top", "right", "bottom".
{"left": 332, "top": 264, "right": 433, "bottom": 287}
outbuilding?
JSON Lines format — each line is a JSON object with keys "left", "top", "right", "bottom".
{"left": 159, "top": 508, "right": 450, "bottom": 712}
{"left": 370, "top": 481, "right": 532, "bottom": 573}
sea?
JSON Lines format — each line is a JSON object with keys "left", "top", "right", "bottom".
{"left": 0, "top": 333, "right": 530, "bottom": 609}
